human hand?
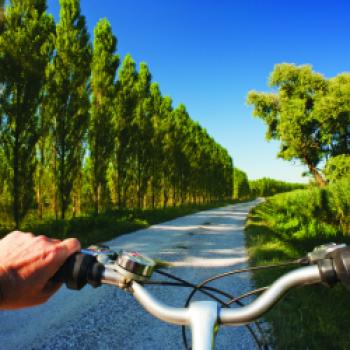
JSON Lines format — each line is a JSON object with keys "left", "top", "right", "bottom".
{"left": 0, "top": 231, "right": 80, "bottom": 309}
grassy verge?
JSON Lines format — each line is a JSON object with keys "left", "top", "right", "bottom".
{"left": 0, "top": 201, "right": 233, "bottom": 247}
{"left": 245, "top": 194, "right": 350, "bottom": 349}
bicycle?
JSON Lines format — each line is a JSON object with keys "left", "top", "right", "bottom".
{"left": 53, "top": 242, "right": 350, "bottom": 350}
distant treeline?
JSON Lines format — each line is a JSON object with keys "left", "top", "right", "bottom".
{"left": 249, "top": 178, "right": 305, "bottom": 197}
{"left": 232, "top": 168, "right": 304, "bottom": 199}
{"left": 0, "top": 0, "right": 233, "bottom": 228}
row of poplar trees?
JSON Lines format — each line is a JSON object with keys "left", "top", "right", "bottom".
{"left": 0, "top": 0, "right": 233, "bottom": 227}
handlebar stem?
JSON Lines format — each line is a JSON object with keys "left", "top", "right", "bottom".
{"left": 132, "top": 282, "right": 219, "bottom": 350}
{"left": 190, "top": 301, "right": 218, "bottom": 350}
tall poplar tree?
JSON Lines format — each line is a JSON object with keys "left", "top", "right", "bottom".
{"left": 45, "top": 0, "right": 91, "bottom": 219}
{"left": 89, "top": 18, "right": 119, "bottom": 214}
{"left": 114, "top": 54, "right": 138, "bottom": 208}
{"left": 149, "top": 83, "right": 165, "bottom": 208}
{"left": 171, "top": 104, "right": 191, "bottom": 205}
{"left": 160, "top": 96, "right": 174, "bottom": 207}
{"left": 0, "top": 0, "right": 54, "bottom": 227}
{"left": 133, "top": 62, "right": 152, "bottom": 208}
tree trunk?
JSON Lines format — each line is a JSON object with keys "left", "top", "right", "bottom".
{"left": 38, "top": 138, "right": 44, "bottom": 220}
{"left": 151, "top": 160, "right": 155, "bottom": 209}
{"left": 117, "top": 158, "right": 122, "bottom": 209}
{"left": 13, "top": 85, "right": 20, "bottom": 228}
{"left": 53, "top": 149, "right": 58, "bottom": 220}
{"left": 172, "top": 180, "right": 176, "bottom": 207}
{"left": 137, "top": 155, "right": 142, "bottom": 209}
{"left": 163, "top": 178, "right": 168, "bottom": 209}
{"left": 60, "top": 191, "right": 65, "bottom": 220}
{"left": 72, "top": 194, "right": 76, "bottom": 218}
{"left": 59, "top": 154, "right": 66, "bottom": 220}
{"left": 151, "top": 180, "right": 155, "bottom": 209}
{"left": 13, "top": 128, "right": 19, "bottom": 228}
{"left": 305, "top": 159, "right": 327, "bottom": 187}
{"left": 94, "top": 182, "right": 100, "bottom": 215}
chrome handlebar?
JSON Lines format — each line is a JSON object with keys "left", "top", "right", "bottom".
{"left": 219, "top": 265, "right": 320, "bottom": 325}
{"left": 102, "top": 264, "right": 321, "bottom": 326}
{"left": 100, "top": 264, "right": 322, "bottom": 350}
{"left": 54, "top": 243, "right": 350, "bottom": 350}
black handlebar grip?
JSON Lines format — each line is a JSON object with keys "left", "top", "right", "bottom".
{"left": 52, "top": 253, "right": 105, "bottom": 290}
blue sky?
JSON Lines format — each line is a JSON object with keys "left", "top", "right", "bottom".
{"left": 47, "top": 0, "right": 350, "bottom": 183}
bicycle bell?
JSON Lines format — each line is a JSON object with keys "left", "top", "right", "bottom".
{"left": 112, "top": 250, "right": 156, "bottom": 281}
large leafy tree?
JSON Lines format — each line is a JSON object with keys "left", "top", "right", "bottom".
{"left": 45, "top": 0, "right": 91, "bottom": 219}
{"left": 89, "top": 18, "right": 119, "bottom": 214}
{"left": 316, "top": 73, "right": 350, "bottom": 157}
{"left": 247, "top": 64, "right": 328, "bottom": 186}
{"left": 0, "top": 0, "right": 54, "bottom": 227}
{"left": 324, "top": 155, "right": 350, "bottom": 183}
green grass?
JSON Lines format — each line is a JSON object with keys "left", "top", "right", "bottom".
{"left": 245, "top": 191, "right": 350, "bottom": 350}
{"left": 0, "top": 201, "right": 232, "bottom": 247}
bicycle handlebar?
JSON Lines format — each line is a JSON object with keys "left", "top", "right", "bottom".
{"left": 52, "top": 244, "right": 350, "bottom": 350}
{"left": 120, "top": 264, "right": 319, "bottom": 326}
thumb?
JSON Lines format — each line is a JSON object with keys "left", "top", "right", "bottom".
{"left": 52, "top": 238, "right": 81, "bottom": 270}
{"left": 60, "top": 238, "right": 81, "bottom": 257}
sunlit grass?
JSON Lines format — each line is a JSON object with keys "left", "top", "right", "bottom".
{"left": 245, "top": 184, "right": 350, "bottom": 349}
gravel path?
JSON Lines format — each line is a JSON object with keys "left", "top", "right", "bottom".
{"left": 0, "top": 199, "right": 266, "bottom": 349}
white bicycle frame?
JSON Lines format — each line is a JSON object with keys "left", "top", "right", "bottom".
{"left": 102, "top": 265, "right": 321, "bottom": 350}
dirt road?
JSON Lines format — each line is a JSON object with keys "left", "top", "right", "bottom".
{"left": 0, "top": 199, "right": 264, "bottom": 349}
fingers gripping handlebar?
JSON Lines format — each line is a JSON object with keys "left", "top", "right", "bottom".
{"left": 52, "top": 248, "right": 156, "bottom": 290}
